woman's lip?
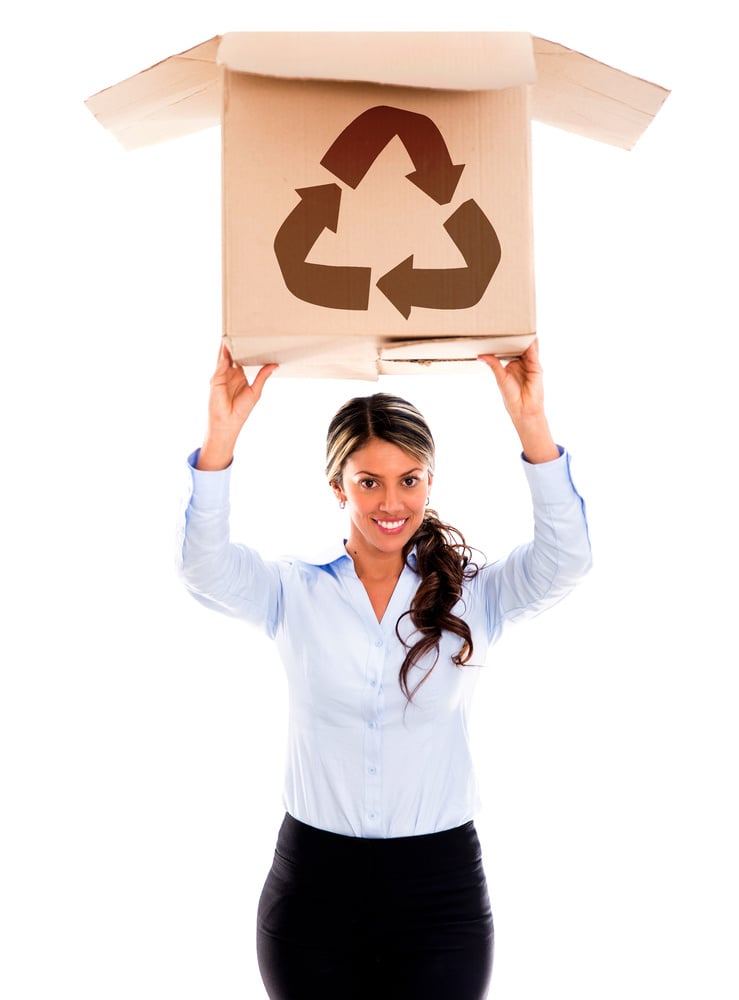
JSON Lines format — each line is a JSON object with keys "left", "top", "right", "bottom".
{"left": 373, "top": 517, "right": 409, "bottom": 534}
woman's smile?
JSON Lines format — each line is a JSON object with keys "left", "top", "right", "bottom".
{"left": 373, "top": 516, "right": 410, "bottom": 534}
{"left": 335, "top": 438, "right": 432, "bottom": 565}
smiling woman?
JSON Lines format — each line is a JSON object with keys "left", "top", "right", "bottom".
{"left": 335, "top": 437, "right": 431, "bottom": 554}
{"left": 326, "top": 405, "right": 479, "bottom": 699}
{"left": 176, "top": 339, "right": 591, "bottom": 999}
{"left": 339, "top": 439, "right": 432, "bottom": 631}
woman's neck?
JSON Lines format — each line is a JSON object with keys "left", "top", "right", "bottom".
{"left": 344, "top": 540, "right": 404, "bottom": 584}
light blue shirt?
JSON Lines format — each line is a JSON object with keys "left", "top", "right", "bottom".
{"left": 177, "top": 448, "right": 591, "bottom": 838}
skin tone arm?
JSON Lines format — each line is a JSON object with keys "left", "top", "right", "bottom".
{"left": 195, "top": 344, "right": 278, "bottom": 471}
{"left": 478, "top": 338, "right": 561, "bottom": 464}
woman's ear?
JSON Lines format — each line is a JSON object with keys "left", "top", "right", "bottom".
{"left": 330, "top": 481, "right": 346, "bottom": 504}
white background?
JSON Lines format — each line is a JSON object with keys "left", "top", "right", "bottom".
{"left": 1, "top": 1, "right": 737, "bottom": 997}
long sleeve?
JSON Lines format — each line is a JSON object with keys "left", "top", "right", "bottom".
{"left": 479, "top": 448, "right": 592, "bottom": 641}
{"left": 175, "top": 450, "right": 285, "bottom": 636}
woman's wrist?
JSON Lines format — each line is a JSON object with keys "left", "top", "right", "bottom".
{"left": 512, "top": 413, "right": 560, "bottom": 464}
{"left": 196, "top": 433, "right": 239, "bottom": 471}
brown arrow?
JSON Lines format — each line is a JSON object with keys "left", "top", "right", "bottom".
{"left": 376, "top": 200, "right": 501, "bottom": 319}
{"left": 320, "top": 105, "right": 465, "bottom": 206}
{"left": 273, "top": 184, "right": 372, "bottom": 310}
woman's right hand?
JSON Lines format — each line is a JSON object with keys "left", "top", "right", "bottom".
{"left": 196, "top": 344, "right": 278, "bottom": 471}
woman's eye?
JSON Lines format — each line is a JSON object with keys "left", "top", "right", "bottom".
{"left": 403, "top": 477, "right": 420, "bottom": 487}
{"left": 360, "top": 479, "right": 377, "bottom": 489}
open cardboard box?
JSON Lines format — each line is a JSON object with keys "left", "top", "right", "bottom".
{"left": 86, "top": 33, "right": 669, "bottom": 379}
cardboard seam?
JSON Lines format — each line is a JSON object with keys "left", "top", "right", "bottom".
{"left": 550, "top": 78, "right": 666, "bottom": 117}
{"left": 180, "top": 54, "right": 220, "bottom": 64}
{"left": 165, "top": 85, "right": 215, "bottom": 109}
{"left": 113, "top": 86, "right": 216, "bottom": 134}
{"left": 535, "top": 37, "right": 671, "bottom": 95}
{"left": 385, "top": 358, "right": 476, "bottom": 364}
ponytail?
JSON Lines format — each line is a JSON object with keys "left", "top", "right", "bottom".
{"left": 396, "top": 510, "right": 480, "bottom": 701}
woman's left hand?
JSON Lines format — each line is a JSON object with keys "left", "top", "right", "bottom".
{"left": 478, "top": 337, "right": 546, "bottom": 424}
{"left": 478, "top": 338, "right": 560, "bottom": 464}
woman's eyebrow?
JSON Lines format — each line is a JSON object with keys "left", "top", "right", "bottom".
{"left": 354, "top": 467, "right": 424, "bottom": 477}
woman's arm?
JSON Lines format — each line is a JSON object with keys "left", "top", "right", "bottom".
{"left": 477, "top": 338, "right": 591, "bottom": 633}
{"left": 177, "top": 347, "right": 283, "bottom": 632}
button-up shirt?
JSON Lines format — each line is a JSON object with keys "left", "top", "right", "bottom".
{"left": 177, "top": 448, "right": 591, "bottom": 838}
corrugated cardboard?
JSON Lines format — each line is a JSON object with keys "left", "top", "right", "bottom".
{"left": 86, "top": 32, "right": 669, "bottom": 379}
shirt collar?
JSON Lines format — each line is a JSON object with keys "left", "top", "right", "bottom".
{"left": 299, "top": 541, "right": 351, "bottom": 567}
{"left": 298, "top": 542, "right": 419, "bottom": 573}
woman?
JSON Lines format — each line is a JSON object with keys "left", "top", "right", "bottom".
{"left": 178, "top": 338, "right": 591, "bottom": 999}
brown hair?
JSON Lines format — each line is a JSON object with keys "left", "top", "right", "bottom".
{"left": 326, "top": 393, "right": 479, "bottom": 701}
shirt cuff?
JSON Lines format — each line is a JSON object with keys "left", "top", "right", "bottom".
{"left": 520, "top": 447, "right": 582, "bottom": 505}
{"left": 186, "top": 448, "right": 233, "bottom": 510}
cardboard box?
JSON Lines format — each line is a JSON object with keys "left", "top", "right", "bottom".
{"left": 86, "top": 33, "right": 669, "bottom": 379}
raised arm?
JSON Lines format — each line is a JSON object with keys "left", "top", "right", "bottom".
{"left": 177, "top": 346, "right": 283, "bottom": 631}
{"left": 477, "top": 338, "right": 591, "bottom": 629}
{"left": 196, "top": 344, "right": 278, "bottom": 471}
{"left": 478, "top": 338, "right": 560, "bottom": 464}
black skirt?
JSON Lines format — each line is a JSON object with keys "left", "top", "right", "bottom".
{"left": 256, "top": 813, "right": 494, "bottom": 999}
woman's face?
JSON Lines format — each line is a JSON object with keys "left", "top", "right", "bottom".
{"left": 334, "top": 437, "right": 432, "bottom": 564}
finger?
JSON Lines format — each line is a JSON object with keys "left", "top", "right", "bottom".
{"left": 521, "top": 337, "right": 540, "bottom": 365}
{"left": 478, "top": 353, "right": 508, "bottom": 388}
{"left": 213, "top": 341, "right": 233, "bottom": 376}
{"left": 251, "top": 363, "right": 279, "bottom": 398}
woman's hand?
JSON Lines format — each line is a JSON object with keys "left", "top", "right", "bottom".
{"left": 197, "top": 344, "right": 278, "bottom": 471}
{"left": 478, "top": 338, "right": 560, "bottom": 464}
{"left": 478, "top": 337, "right": 547, "bottom": 422}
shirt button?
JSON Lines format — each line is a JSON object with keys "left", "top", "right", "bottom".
{"left": 368, "top": 720, "right": 377, "bottom": 729}
{"left": 368, "top": 766, "right": 377, "bottom": 775}
{"left": 369, "top": 679, "right": 377, "bottom": 688}
{"left": 368, "top": 812, "right": 377, "bottom": 821}
{"left": 374, "top": 639, "right": 383, "bottom": 647}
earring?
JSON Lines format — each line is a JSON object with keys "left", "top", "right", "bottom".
{"left": 339, "top": 500, "right": 346, "bottom": 510}
{"left": 425, "top": 496, "right": 430, "bottom": 506}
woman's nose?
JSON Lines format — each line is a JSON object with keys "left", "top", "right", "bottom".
{"left": 379, "top": 488, "right": 402, "bottom": 512}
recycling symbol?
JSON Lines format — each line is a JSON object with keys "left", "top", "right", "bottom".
{"left": 273, "top": 105, "right": 502, "bottom": 319}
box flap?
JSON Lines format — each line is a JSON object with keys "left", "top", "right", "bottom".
{"left": 85, "top": 32, "right": 668, "bottom": 152}
{"left": 531, "top": 37, "right": 670, "bottom": 149}
{"left": 84, "top": 37, "right": 222, "bottom": 150}
{"left": 218, "top": 31, "right": 537, "bottom": 92}
{"left": 225, "top": 333, "right": 382, "bottom": 381}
